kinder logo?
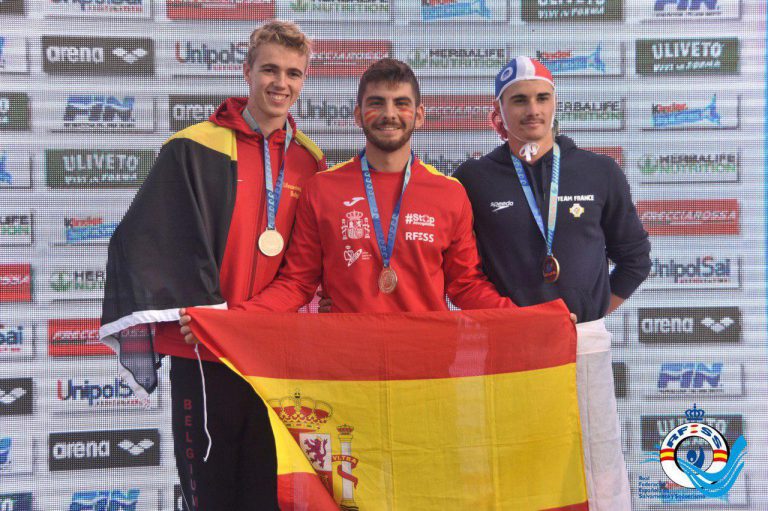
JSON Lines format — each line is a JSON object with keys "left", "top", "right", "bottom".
{"left": 48, "top": 429, "right": 160, "bottom": 471}
{"left": 521, "top": 0, "right": 623, "bottom": 21}
{"left": 638, "top": 306, "right": 741, "bottom": 344}
{"left": 293, "top": 96, "right": 355, "bottom": 132}
{"left": 556, "top": 98, "right": 625, "bottom": 131}
{"left": 637, "top": 199, "right": 739, "bottom": 235}
{"left": 0, "top": 92, "right": 30, "bottom": 130}
{"left": 0, "top": 213, "right": 32, "bottom": 245}
{"left": 48, "top": 318, "right": 111, "bottom": 356}
{"left": 0, "top": 377, "right": 33, "bottom": 415}
{"left": 46, "top": 149, "right": 154, "bottom": 189}
{"left": 0, "top": 35, "right": 29, "bottom": 73}
{"left": 637, "top": 151, "right": 738, "bottom": 183}
{"left": 537, "top": 44, "right": 616, "bottom": 76}
{"left": 168, "top": 95, "right": 227, "bottom": 131}
{"left": 167, "top": 0, "right": 274, "bottom": 20}
{"left": 584, "top": 146, "right": 623, "bottom": 167}
{"left": 404, "top": 45, "right": 506, "bottom": 76}
{"left": 42, "top": 36, "right": 154, "bottom": 76}
{"left": 44, "top": 0, "right": 151, "bottom": 17}
{"left": 0, "top": 493, "right": 32, "bottom": 511}
{"left": 67, "top": 490, "right": 140, "bottom": 511}
{"left": 172, "top": 40, "right": 247, "bottom": 75}
{"left": 636, "top": 38, "right": 739, "bottom": 75}
{"left": 641, "top": 413, "right": 742, "bottom": 452}
{"left": 57, "top": 94, "right": 154, "bottom": 132}
{"left": 64, "top": 216, "right": 118, "bottom": 244}
{"left": 311, "top": 40, "right": 391, "bottom": 77}
{"left": 652, "top": 362, "right": 743, "bottom": 397}
{"left": 646, "top": 253, "right": 739, "bottom": 289}
{"left": 0, "top": 263, "right": 31, "bottom": 302}
{"left": 646, "top": 94, "right": 739, "bottom": 130}
{"left": 0, "top": 323, "right": 30, "bottom": 358}
{"left": 421, "top": 0, "right": 493, "bottom": 21}
{"left": 54, "top": 376, "right": 154, "bottom": 411}
{"left": 423, "top": 95, "right": 494, "bottom": 131}
{"left": 649, "top": 0, "right": 740, "bottom": 19}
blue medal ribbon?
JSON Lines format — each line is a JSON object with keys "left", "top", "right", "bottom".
{"left": 243, "top": 108, "right": 292, "bottom": 231}
{"left": 510, "top": 144, "right": 561, "bottom": 257}
{"left": 360, "top": 151, "right": 413, "bottom": 269}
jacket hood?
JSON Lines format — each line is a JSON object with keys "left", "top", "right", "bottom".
{"left": 210, "top": 97, "right": 298, "bottom": 142}
{"left": 486, "top": 135, "right": 578, "bottom": 166}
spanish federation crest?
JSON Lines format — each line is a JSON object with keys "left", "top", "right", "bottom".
{"left": 341, "top": 210, "right": 370, "bottom": 240}
{"left": 269, "top": 390, "right": 360, "bottom": 510}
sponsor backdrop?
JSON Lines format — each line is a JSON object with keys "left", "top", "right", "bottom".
{"left": 1, "top": 1, "right": 767, "bottom": 509}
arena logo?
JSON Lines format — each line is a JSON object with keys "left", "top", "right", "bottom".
{"left": 422, "top": 95, "right": 494, "bottom": 131}
{"left": 57, "top": 95, "right": 154, "bottom": 132}
{"left": 63, "top": 215, "right": 118, "bottom": 244}
{"left": 48, "top": 429, "right": 160, "bottom": 471}
{"left": 66, "top": 490, "right": 143, "bottom": 511}
{"left": 168, "top": 95, "right": 228, "bottom": 131}
{"left": 172, "top": 40, "right": 248, "bottom": 75}
{"left": 311, "top": 40, "right": 391, "bottom": 77}
{"left": 0, "top": 493, "right": 32, "bottom": 511}
{"left": 637, "top": 199, "right": 739, "bottom": 236}
{"left": 645, "top": 94, "right": 739, "bottom": 130}
{"left": 636, "top": 37, "right": 739, "bottom": 75}
{"left": 0, "top": 377, "right": 33, "bottom": 416}
{"left": 646, "top": 254, "right": 739, "bottom": 289}
{"left": 48, "top": 318, "right": 111, "bottom": 356}
{"left": 521, "top": 0, "right": 623, "bottom": 22}
{"left": 421, "top": 0, "right": 493, "bottom": 21}
{"left": 556, "top": 97, "right": 625, "bottom": 131}
{"left": 287, "top": 0, "right": 390, "bottom": 18}
{"left": 0, "top": 92, "right": 30, "bottom": 130}
{"left": 42, "top": 36, "right": 153, "bottom": 76}
{"left": 0, "top": 35, "right": 29, "bottom": 73}
{"left": 43, "top": 0, "right": 151, "bottom": 17}
{"left": 652, "top": 362, "right": 743, "bottom": 397}
{"left": 293, "top": 96, "right": 356, "bottom": 132}
{"left": 46, "top": 148, "right": 154, "bottom": 189}
{"left": 638, "top": 306, "right": 741, "bottom": 344}
{"left": 0, "top": 213, "right": 32, "bottom": 245}
{"left": 166, "top": 0, "right": 274, "bottom": 20}
{"left": 637, "top": 151, "right": 738, "bottom": 183}
{"left": 648, "top": 0, "right": 741, "bottom": 20}
{"left": 0, "top": 150, "right": 33, "bottom": 188}
{"left": 536, "top": 44, "right": 615, "bottom": 76}
{"left": 0, "top": 263, "right": 31, "bottom": 302}
{"left": 405, "top": 46, "right": 506, "bottom": 75}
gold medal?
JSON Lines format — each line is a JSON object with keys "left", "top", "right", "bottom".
{"left": 378, "top": 266, "right": 398, "bottom": 294}
{"left": 258, "top": 229, "right": 284, "bottom": 257}
{"left": 542, "top": 255, "right": 560, "bottom": 283}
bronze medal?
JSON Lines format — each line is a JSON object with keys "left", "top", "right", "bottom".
{"left": 542, "top": 255, "right": 560, "bottom": 283}
{"left": 378, "top": 266, "right": 398, "bottom": 294}
{"left": 258, "top": 229, "right": 284, "bottom": 257}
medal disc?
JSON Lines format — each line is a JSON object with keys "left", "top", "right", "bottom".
{"left": 378, "top": 266, "right": 398, "bottom": 294}
{"left": 542, "top": 255, "right": 560, "bottom": 283}
{"left": 258, "top": 229, "right": 284, "bottom": 257}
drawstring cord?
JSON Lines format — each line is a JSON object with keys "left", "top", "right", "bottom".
{"left": 194, "top": 342, "right": 213, "bottom": 462}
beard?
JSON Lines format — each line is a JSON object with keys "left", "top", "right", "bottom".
{"left": 362, "top": 119, "right": 415, "bottom": 152}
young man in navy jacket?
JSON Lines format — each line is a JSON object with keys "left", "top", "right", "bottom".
{"left": 453, "top": 56, "right": 651, "bottom": 511}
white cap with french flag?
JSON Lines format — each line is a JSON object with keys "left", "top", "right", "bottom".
{"left": 494, "top": 56, "right": 555, "bottom": 100}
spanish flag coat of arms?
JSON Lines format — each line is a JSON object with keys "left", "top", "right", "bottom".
{"left": 188, "top": 300, "right": 588, "bottom": 510}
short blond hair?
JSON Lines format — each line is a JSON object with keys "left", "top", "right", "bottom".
{"left": 246, "top": 20, "right": 312, "bottom": 67}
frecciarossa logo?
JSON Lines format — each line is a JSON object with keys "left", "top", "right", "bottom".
{"left": 48, "top": 318, "right": 111, "bottom": 356}
{"left": 422, "top": 95, "right": 494, "bottom": 131}
{"left": 0, "top": 263, "right": 31, "bottom": 302}
{"left": 48, "top": 429, "right": 160, "bottom": 471}
{"left": 636, "top": 199, "right": 739, "bottom": 236}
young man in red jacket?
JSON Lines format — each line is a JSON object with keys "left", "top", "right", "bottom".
{"left": 101, "top": 21, "right": 325, "bottom": 511}
{"left": 181, "top": 58, "right": 513, "bottom": 325}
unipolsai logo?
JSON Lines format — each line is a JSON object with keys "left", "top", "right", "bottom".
{"left": 646, "top": 253, "right": 739, "bottom": 289}
{"left": 67, "top": 489, "right": 139, "bottom": 511}
{"left": 172, "top": 39, "right": 248, "bottom": 75}
{"left": 54, "top": 375, "right": 154, "bottom": 411}
{"left": 641, "top": 404, "right": 746, "bottom": 500}
{"left": 0, "top": 322, "right": 31, "bottom": 358}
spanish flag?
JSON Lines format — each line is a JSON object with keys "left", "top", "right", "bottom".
{"left": 188, "top": 300, "right": 587, "bottom": 510}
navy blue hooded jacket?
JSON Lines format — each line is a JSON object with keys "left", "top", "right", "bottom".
{"left": 453, "top": 135, "right": 651, "bottom": 322}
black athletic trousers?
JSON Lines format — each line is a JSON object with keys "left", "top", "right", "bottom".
{"left": 170, "top": 356, "right": 280, "bottom": 510}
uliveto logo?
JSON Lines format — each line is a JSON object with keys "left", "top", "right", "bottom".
{"left": 42, "top": 35, "right": 154, "bottom": 76}
{"left": 641, "top": 413, "right": 742, "bottom": 453}
{"left": 638, "top": 306, "right": 741, "bottom": 344}
{"left": 48, "top": 429, "right": 160, "bottom": 471}
{"left": 0, "top": 377, "right": 33, "bottom": 415}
